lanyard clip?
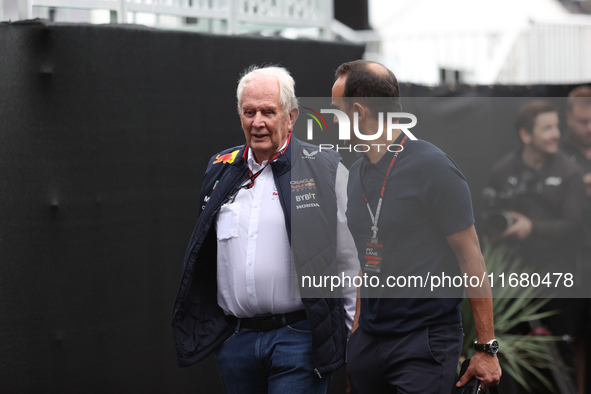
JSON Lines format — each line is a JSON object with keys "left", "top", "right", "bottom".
{"left": 227, "top": 188, "right": 239, "bottom": 204}
{"left": 227, "top": 177, "right": 254, "bottom": 204}
{"left": 371, "top": 226, "right": 379, "bottom": 244}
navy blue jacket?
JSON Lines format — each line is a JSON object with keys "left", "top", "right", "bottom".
{"left": 172, "top": 136, "right": 348, "bottom": 376}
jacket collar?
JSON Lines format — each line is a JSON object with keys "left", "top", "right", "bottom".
{"left": 235, "top": 134, "right": 296, "bottom": 178}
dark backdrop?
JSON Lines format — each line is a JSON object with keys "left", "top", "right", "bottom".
{"left": 0, "top": 20, "right": 364, "bottom": 394}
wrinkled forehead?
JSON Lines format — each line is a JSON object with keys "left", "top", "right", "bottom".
{"left": 533, "top": 111, "right": 559, "bottom": 128}
{"left": 571, "top": 102, "right": 591, "bottom": 115}
{"left": 241, "top": 76, "right": 281, "bottom": 107}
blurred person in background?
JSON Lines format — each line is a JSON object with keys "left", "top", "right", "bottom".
{"left": 560, "top": 85, "right": 591, "bottom": 394}
{"left": 489, "top": 99, "right": 585, "bottom": 393}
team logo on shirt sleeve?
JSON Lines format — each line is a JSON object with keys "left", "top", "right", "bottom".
{"left": 213, "top": 150, "right": 239, "bottom": 164}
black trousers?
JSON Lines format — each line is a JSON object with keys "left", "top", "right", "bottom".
{"left": 347, "top": 322, "right": 463, "bottom": 394}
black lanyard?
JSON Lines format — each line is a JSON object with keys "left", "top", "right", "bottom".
{"left": 227, "top": 132, "right": 291, "bottom": 203}
{"left": 358, "top": 136, "right": 409, "bottom": 243}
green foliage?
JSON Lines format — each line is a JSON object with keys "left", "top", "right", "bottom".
{"left": 460, "top": 243, "right": 570, "bottom": 393}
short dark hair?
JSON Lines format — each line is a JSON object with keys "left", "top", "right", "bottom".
{"left": 567, "top": 85, "right": 591, "bottom": 111}
{"left": 335, "top": 60, "right": 402, "bottom": 115}
{"left": 515, "top": 100, "right": 558, "bottom": 134}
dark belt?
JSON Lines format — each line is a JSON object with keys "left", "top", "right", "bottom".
{"left": 226, "top": 310, "right": 307, "bottom": 332}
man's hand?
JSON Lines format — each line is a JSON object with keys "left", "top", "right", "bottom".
{"left": 446, "top": 226, "right": 501, "bottom": 392}
{"left": 501, "top": 211, "right": 532, "bottom": 240}
{"left": 456, "top": 352, "right": 502, "bottom": 391}
{"left": 583, "top": 172, "right": 591, "bottom": 197}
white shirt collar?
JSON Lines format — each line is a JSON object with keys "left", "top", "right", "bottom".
{"left": 247, "top": 138, "right": 289, "bottom": 172}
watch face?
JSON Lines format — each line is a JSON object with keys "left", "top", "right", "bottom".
{"left": 490, "top": 340, "right": 499, "bottom": 354}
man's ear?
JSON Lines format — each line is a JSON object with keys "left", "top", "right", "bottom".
{"left": 289, "top": 107, "right": 299, "bottom": 129}
{"left": 352, "top": 102, "right": 366, "bottom": 121}
{"left": 519, "top": 127, "right": 531, "bottom": 145}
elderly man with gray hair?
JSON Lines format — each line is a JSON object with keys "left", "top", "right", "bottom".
{"left": 172, "top": 65, "right": 358, "bottom": 393}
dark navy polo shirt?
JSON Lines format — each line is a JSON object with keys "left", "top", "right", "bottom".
{"left": 346, "top": 136, "right": 475, "bottom": 334}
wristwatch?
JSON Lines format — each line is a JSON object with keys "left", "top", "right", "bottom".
{"left": 474, "top": 339, "right": 499, "bottom": 355}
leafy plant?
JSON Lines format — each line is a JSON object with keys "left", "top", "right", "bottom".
{"left": 460, "top": 243, "right": 571, "bottom": 392}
